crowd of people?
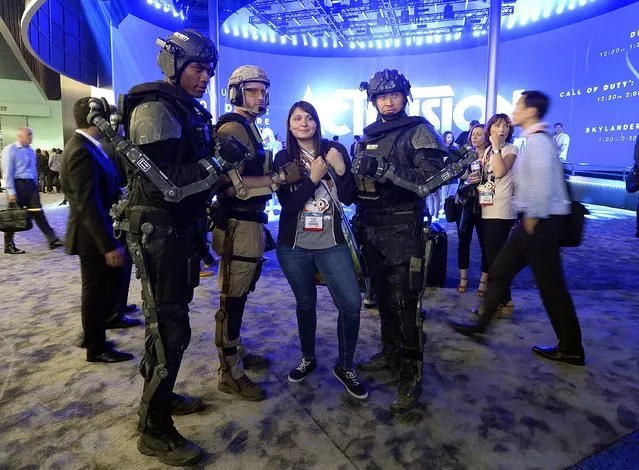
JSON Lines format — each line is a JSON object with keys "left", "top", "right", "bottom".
{"left": 0, "top": 27, "right": 590, "bottom": 467}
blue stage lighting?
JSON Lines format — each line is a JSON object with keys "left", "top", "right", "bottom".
{"left": 223, "top": 25, "right": 230, "bottom": 34}
{"left": 311, "top": 37, "right": 318, "bottom": 47}
{"left": 242, "top": 30, "right": 249, "bottom": 38}
{"left": 415, "top": 36, "right": 423, "bottom": 45}
{"left": 350, "top": 42, "right": 356, "bottom": 49}
{"left": 154, "top": 2, "right": 161, "bottom": 9}
{"left": 233, "top": 28, "right": 239, "bottom": 36}
{"left": 261, "top": 32, "right": 268, "bottom": 42}
{"left": 568, "top": 2, "right": 576, "bottom": 10}
{"left": 146, "top": 0, "right": 153, "bottom": 4}
{"left": 173, "top": 10, "right": 179, "bottom": 17}
{"left": 292, "top": 36, "right": 298, "bottom": 45}
{"left": 280, "top": 36, "right": 287, "bottom": 44}
{"left": 375, "top": 40, "right": 382, "bottom": 49}
{"left": 368, "top": 40, "right": 374, "bottom": 48}
{"left": 434, "top": 35, "right": 441, "bottom": 43}
{"left": 445, "top": 33, "right": 451, "bottom": 41}
{"left": 405, "top": 37, "right": 412, "bottom": 46}
{"left": 163, "top": 4, "right": 170, "bottom": 12}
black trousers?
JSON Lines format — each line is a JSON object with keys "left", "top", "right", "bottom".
{"left": 362, "top": 223, "right": 422, "bottom": 360}
{"left": 483, "top": 218, "right": 515, "bottom": 302}
{"left": 478, "top": 216, "right": 583, "bottom": 354}
{"left": 131, "top": 226, "right": 198, "bottom": 428}
{"left": 80, "top": 255, "right": 122, "bottom": 354}
{"left": 106, "top": 247, "right": 133, "bottom": 321}
{"left": 4, "top": 179, "right": 56, "bottom": 248}
{"left": 456, "top": 209, "right": 487, "bottom": 271}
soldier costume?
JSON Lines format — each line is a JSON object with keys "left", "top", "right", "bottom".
{"left": 352, "top": 69, "right": 447, "bottom": 411}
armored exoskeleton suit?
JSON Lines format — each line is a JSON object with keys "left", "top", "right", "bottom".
{"left": 211, "top": 65, "right": 303, "bottom": 401}
{"left": 352, "top": 69, "right": 447, "bottom": 412}
{"left": 107, "top": 29, "right": 242, "bottom": 466}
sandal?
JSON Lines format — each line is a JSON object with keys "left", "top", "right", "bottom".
{"left": 457, "top": 277, "right": 469, "bottom": 293}
{"left": 476, "top": 281, "right": 488, "bottom": 297}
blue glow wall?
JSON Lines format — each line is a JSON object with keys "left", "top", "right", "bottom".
{"left": 217, "top": 2, "right": 639, "bottom": 167}
{"left": 110, "top": 16, "right": 213, "bottom": 112}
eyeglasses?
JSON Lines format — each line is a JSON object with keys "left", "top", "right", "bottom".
{"left": 244, "top": 88, "right": 267, "bottom": 98}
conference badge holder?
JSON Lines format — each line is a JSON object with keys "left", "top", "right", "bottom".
{"left": 304, "top": 211, "right": 324, "bottom": 231}
{"left": 477, "top": 181, "right": 495, "bottom": 206}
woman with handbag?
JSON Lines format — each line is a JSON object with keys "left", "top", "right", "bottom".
{"left": 455, "top": 124, "right": 489, "bottom": 295}
{"left": 274, "top": 101, "right": 367, "bottom": 400}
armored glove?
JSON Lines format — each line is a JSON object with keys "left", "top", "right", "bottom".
{"left": 354, "top": 155, "right": 387, "bottom": 180}
{"left": 268, "top": 160, "right": 305, "bottom": 185}
{"left": 215, "top": 136, "right": 252, "bottom": 170}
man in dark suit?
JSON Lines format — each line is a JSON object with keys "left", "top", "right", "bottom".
{"left": 61, "top": 97, "right": 134, "bottom": 363}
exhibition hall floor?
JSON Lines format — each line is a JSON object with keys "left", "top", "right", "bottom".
{"left": 1, "top": 194, "right": 638, "bottom": 469}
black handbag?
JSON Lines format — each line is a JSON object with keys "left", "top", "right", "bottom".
{"left": 0, "top": 207, "right": 33, "bottom": 232}
{"left": 561, "top": 180, "right": 588, "bottom": 248}
{"left": 443, "top": 196, "right": 459, "bottom": 223}
{"left": 626, "top": 165, "right": 639, "bottom": 193}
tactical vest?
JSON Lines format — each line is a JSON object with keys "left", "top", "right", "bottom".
{"left": 122, "top": 81, "right": 213, "bottom": 223}
{"left": 215, "top": 112, "right": 271, "bottom": 208}
{"left": 354, "top": 121, "right": 422, "bottom": 209}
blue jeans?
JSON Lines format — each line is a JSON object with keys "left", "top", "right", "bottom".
{"left": 276, "top": 243, "right": 362, "bottom": 370}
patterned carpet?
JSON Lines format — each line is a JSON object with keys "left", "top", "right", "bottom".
{"left": 1, "top": 194, "right": 638, "bottom": 469}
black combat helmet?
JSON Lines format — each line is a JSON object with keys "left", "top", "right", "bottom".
{"left": 360, "top": 69, "right": 412, "bottom": 103}
{"left": 156, "top": 29, "right": 219, "bottom": 83}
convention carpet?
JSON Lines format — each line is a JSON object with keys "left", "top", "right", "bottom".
{"left": 1, "top": 194, "right": 638, "bottom": 469}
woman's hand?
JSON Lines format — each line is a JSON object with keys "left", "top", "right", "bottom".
{"left": 309, "top": 156, "right": 329, "bottom": 183}
{"left": 325, "top": 147, "right": 346, "bottom": 175}
{"left": 489, "top": 134, "right": 502, "bottom": 150}
{"left": 466, "top": 172, "right": 481, "bottom": 184}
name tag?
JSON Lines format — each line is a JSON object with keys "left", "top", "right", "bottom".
{"left": 479, "top": 191, "right": 494, "bottom": 206}
{"left": 304, "top": 212, "right": 324, "bottom": 231}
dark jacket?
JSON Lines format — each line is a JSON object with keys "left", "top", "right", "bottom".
{"left": 274, "top": 140, "right": 354, "bottom": 247}
{"left": 60, "top": 132, "right": 121, "bottom": 256}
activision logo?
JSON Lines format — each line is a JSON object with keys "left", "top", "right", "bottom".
{"left": 301, "top": 85, "right": 525, "bottom": 136}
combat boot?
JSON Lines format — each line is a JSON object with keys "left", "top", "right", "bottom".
{"left": 357, "top": 343, "right": 400, "bottom": 373}
{"left": 217, "top": 354, "right": 266, "bottom": 401}
{"left": 138, "top": 415, "right": 202, "bottom": 466}
{"left": 390, "top": 359, "right": 422, "bottom": 412}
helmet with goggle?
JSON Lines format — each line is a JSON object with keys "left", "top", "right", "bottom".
{"left": 227, "top": 65, "right": 271, "bottom": 117}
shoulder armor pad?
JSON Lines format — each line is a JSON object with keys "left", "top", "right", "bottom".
{"left": 129, "top": 101, "right": 182, "bottom": 145}
{"left": 412, "top": 123, "right": 447, "bottom": 152}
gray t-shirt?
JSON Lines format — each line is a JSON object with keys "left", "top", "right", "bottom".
{"left": 295, "top": 179, "right": 338, "bottom": 250}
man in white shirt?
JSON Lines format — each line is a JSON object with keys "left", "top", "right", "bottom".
{"left": 554, "top": 122, "right": 570, "bottom": 162}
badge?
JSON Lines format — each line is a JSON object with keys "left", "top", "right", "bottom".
{"left": 477, "top": 181, "right": 495, "bottom": 206}
{"left": 304, "top": 212, "right": 324, "bottom": 231}
{"left": 479, "top": 191, "right": 494, "bottom": 206}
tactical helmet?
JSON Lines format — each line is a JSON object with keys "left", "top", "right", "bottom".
{"left": 156, "top": 29, "right": 219, "bottom": 84}
{"left": 227, "top": 65, "right": 271, "bottom": 116}
{"left": 360, "top": 69, "right": 412, "bottom": 103}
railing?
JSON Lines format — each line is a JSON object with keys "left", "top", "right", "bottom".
{"left": 563, "top": 162, "right": 633, "bottom": 181}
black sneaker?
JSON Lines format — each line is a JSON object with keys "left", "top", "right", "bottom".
{"left": 288, "top": 357, "right": 316, "bottom": 383}
{"left": 332, "top": 365, "right": 368, "bottom": 399}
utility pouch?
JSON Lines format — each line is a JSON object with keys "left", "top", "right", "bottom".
{"left": 408, "top": 256, "right": 424, "bottom": 291}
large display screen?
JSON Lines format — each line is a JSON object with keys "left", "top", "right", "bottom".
{"left": 112, "top": 2, "right": 639, "bottom": 167}
{"left": 216, "top": 2, "right": 639, "bottom": 168}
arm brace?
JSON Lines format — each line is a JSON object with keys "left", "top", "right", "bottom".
{"left": 227, "top": 167, "right": 282, "bottom": 200}
{"left": 380, "top": 151, "right": 478, "bottom": 198}
{"left": 88, "top": 106, "right": 221, "bottom": 203}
